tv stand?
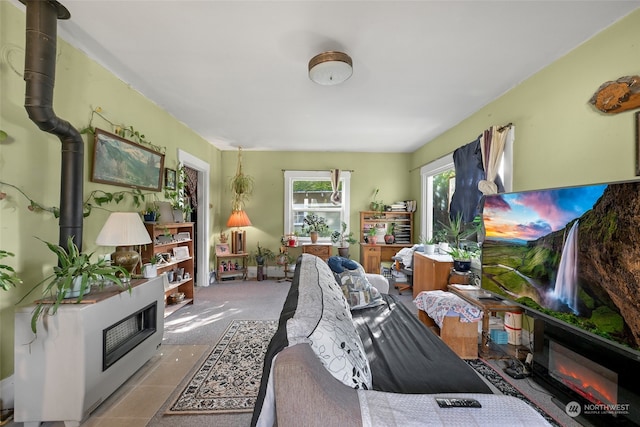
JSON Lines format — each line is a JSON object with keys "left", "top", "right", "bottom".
{"left": 448, "top": 285, "right": 522, "bottom": 358}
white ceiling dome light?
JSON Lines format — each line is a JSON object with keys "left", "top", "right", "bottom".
{"left": 308, "top": 51, "right": 353, "bottom": 86}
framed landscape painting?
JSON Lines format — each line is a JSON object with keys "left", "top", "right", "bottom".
{"left": 92, "top": 128, "right": 165, "bottom": 191}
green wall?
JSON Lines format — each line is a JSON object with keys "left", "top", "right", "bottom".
{"left": 0, "top": 2, "right": 220, "bottom": 381}
{"left": 217, "top": 150, "right": 412, "bottom": 259}
{"left": 410, "top": 9, "right": 640, "bottom": 226}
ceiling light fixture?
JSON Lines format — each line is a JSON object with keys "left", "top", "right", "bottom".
{"left": 308, "top": 51, "right": 353, "bottom": 86}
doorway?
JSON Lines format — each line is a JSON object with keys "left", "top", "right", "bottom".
{"left": 178, "top": 149, "right": 210, "bottom": 288}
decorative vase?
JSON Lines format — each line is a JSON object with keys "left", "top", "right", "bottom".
{"left": 369, "top": 235, "right": 378, "bottom": 245}
{"left": 167, "top": 270, "right": 175, "bottom": 282}
{"left": 384, "top": 235, "right": 395, "bottom": 244}
{"left": 310, "top": 231, "right": 319, "bottom": 243}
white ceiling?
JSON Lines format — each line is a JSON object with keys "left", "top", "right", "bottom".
{"left": 12, "top": 1, "right": 640, "bottom": 152}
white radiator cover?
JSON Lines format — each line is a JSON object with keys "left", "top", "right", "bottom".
{"left": 14, "top": 277, "right": 164, "bottom": 426}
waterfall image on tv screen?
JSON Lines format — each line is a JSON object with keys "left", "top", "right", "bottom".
{"left": 481, "top": 180, "right": 640, "bottom": 352}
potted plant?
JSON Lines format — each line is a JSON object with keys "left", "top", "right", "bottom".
{"left": 141, "top": 201, "right": 160, "bottom": 222}
{"left": 229, "top": 147, "right": 254, "bottom": 211}
{"left": 142, "top": 253, "right": 163, "bottom": 278}
{"left": 439, "top": 213, "right": 482, "bottom": 271}
{"left": 446, "top": 247, "right": 474, "bottom": 272}
{"left": 303, "top": 213, "right": 329, "bottom": 243}
{"left": 384, "top": 223, "right": 395, "bottom": 244}
{"left": 0, "top": 250, "right": 21, "bottom": 291}
{"left": 421, "top": 236, "right": 437, "bottom": 255}
{"left": 251, "top": 242, "right": 275, "bottom": 281}
{"left": 164, "top": 163, "right": 192, "bottom": 222}
{"left": 369, "top": 188, "right": 384, "bottom": 214}
{"left": 331, "top": 222, "right": 357, "bottom": 257}
{"left": 19, "top": 236, "right": 130, "bottom": 333}
{"left": 366, "top": 226, "right": 378, "bottom": 245}
{"left": 252, "top": 242, "right": 272, "bottom": 266}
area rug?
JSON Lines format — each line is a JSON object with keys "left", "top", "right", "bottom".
{"left": 466, "top": 358, "right": 561, "bottom": 427}
{"left": 166, "top": 319, "right": 277, "bottom": 415}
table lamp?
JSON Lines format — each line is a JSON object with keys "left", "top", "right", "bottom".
{"left": 96, "top": 212, "right": 152, "bottom": 276}
{"left": 226, "top": 209, "right": 251, "bottom": 253}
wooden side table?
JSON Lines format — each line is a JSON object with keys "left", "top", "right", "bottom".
{"left": 216, "top": 253, "right": 248, "bottom": 281}
{"left": 302, "top": 243, "right": 332, "bottom": 261}
{"left": 448, "top": 285, "right": 522, "bottom": 358}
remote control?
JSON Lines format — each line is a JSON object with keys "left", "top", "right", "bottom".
{"left": 435, "top": 398, "right": 482, "bottom": 408}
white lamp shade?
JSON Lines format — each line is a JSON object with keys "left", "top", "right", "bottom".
{"left": 96, "top": 212, "right": 152, "bottom": 246}
{"left": 308, "top": 51, "right": 353, "bottom": 86}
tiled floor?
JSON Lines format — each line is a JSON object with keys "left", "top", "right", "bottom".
{"left": 32, "top": 344, "right": 208, "bottom": 427}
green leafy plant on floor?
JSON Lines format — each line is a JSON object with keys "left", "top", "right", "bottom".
{"left": 250, "top": 242, "right": 276, "bottom": 266}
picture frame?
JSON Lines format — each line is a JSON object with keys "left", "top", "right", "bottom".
{"left": 215, "top": 243, "right": 230, "bottom": 256}
{"left": 92, "top": 128, "right": 165, "bottom": 191}
{"left": 165, "top": 168, "right": 177, "bottom": 190}
{"left": 636, "top": 112, "right": 640, "bottom": 176}
{"left": 172, "top": 246, "right": 190, "bottom": 260}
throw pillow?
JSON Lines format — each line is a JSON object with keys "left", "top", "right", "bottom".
{"left": 286, "top": 254, "right": 372, "bottom": 390}
{"left": 329, "top": 256, "right": 385, "bottom": 310}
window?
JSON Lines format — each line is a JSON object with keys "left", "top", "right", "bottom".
{"left": 420, "top": 129, "right": 513, "bottom": 242}
{"left": 420, "top": 155, "right": 455, "bottom": 243}
{"left": 284, "top": 171, "right": 351, "bottom": 243}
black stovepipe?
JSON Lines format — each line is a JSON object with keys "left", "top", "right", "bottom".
{"left": 21, "top": 0, "right": 84, "bottom": 250}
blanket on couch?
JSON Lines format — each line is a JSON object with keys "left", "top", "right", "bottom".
{"left": 251, "top": 254, "right": 491, "bottom": 427}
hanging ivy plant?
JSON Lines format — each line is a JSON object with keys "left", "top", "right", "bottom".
{"left": 229, "top": 147, "right": 254, "bottom": 210}
{"left": 0, "top": 181, "right": 153, "bottom": 218}
{"left": 79, "top": 106, "right": 165, "bottom": 154}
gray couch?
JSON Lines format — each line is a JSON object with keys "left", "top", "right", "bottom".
{"left": 252, "top": 254, "right": 551, "bottom": 427}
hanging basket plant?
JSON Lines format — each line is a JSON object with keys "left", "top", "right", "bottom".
{"left": 229, "top": 147, "right": 254, "bottom": 210}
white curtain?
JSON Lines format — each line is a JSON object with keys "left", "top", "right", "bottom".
{"left": 330, "top": 169, "right": 341, "bottom": 204}
{"left": 478, "top": 125, "right": 510, "bottom": 195}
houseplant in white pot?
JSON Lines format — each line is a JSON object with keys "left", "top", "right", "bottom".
{"left": 19, "top": 236, "right": 130, "bottom": 333}
{"left": 331, "top": 222, "right": 357, "bottom": 257}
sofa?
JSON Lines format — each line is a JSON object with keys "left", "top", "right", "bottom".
{"left": 251, "top": 254, "right": 551, "bottom": 426}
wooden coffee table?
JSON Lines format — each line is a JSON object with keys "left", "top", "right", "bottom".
{"left": 448, "top": 285, "right": 522, "bottom": 358}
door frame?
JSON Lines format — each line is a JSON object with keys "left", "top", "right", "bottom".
{"left": 178, "top": 149, "right": 210, "bottom": 288}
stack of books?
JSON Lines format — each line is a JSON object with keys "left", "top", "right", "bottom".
{"left": 390, "top": 201, "right": 407, "bottom": 211}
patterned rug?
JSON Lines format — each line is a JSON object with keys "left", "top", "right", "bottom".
{"left": 166, "top": 319, "right": 277, "bottom": 414}
{"left": 466, "top": 359, "right": 561, "bottom": 427}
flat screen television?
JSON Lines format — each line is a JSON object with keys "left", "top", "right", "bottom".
{"left": 481, "top": 180, "right": 640, "bottom": 355}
